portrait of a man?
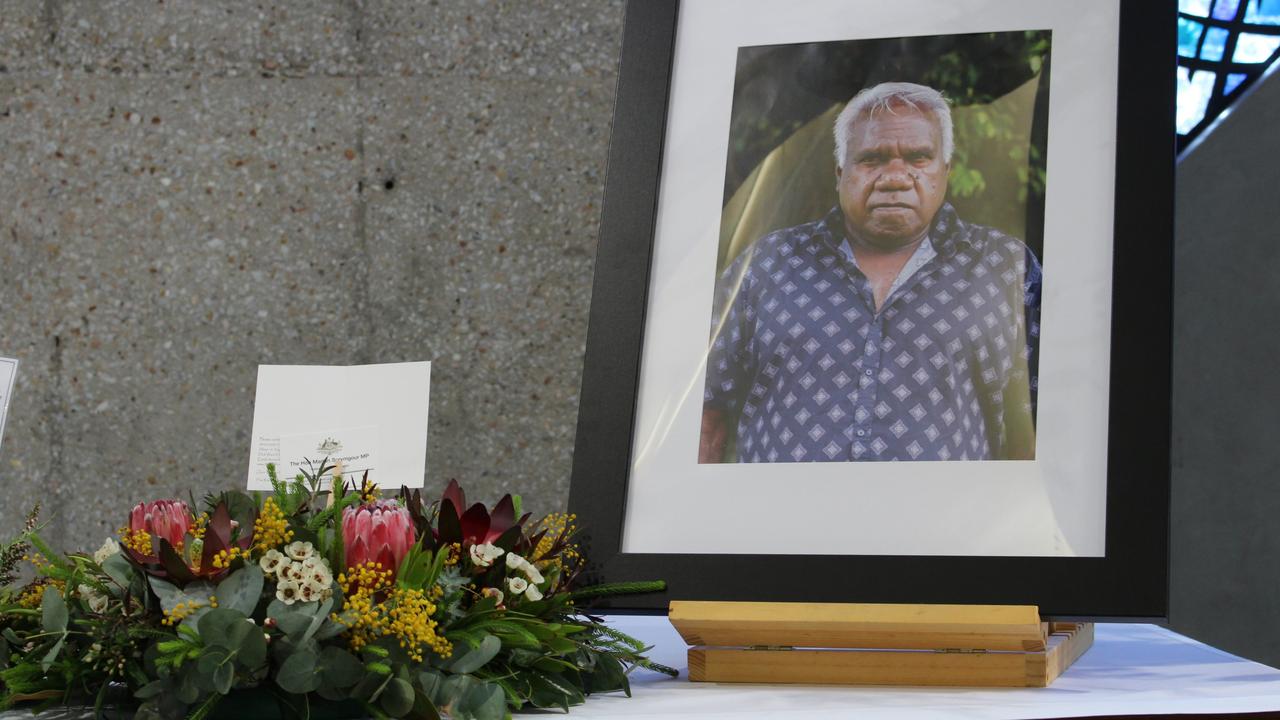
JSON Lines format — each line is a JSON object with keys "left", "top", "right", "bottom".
{"left": 700, "top": 82, "right": 1042, "bottom": 463}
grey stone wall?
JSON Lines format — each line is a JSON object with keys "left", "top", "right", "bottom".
{"left": 0, "top": 1, "right": 624, "bottom": 552}
{"left": 1170, "top": 69, "right": 1280, "bottom": 668}
{"left": 3, "top": 0, "right": 1278, "bottom": 670}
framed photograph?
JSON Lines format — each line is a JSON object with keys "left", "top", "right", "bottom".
{"left": 569, "top": 0, "right": 1173, "bottom": 616}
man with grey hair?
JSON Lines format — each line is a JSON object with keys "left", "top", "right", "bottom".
{"left": 700, "top": 81, "right": 1041, "bottom": 463}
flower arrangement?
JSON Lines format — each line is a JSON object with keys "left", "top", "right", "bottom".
{"left": 0, "top": 465, "right": 673, "bottom": 719}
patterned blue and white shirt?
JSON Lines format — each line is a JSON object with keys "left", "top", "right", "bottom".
{"left": 703, "top": 204, "right": 1041, "bottom": 462}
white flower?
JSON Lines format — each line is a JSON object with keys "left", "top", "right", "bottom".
{"left": 78, "top": 584, "right": 110, "bottom": 614}
{"left": 481, "top": 587, "right": 504, "bottom": 606}
{"left": 285, "top": 541, "right": 314, "bottom": 561}
{"left": 469, "top": 543, "right": 504, "bottom": 567}
{"left": 506, "top": 576, "right": 528, "bottom": 595}
{"left": 93, "top": 538, "right": 120, "bottom": 565}
{"left": 310, "top": 565, "right": 333, "bottom": 588}
{"left": 505, "top": 552, "right": 527, "bottom": 570}
{"left": 298, "top": 582, "right": 318, "bottom": 603}
{"left": 285, "top": 561, "right": 309, "bottom": 582}
{"left": 276, "top": 580, "right": 300, "bottom": 605}
{"left": 522, "top": 564, "right": 544, "bottom": 585}
{"left": 259, "top": 549, "right": 286, "bottom": 575}
{"left": 524, "top": 584, "right": 543, "bottom": 602}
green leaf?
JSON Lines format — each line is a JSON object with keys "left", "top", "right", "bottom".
{"left": 102, "top": 552, "right": 136, "bottom": 591}
{"left": 198, "top": 608, "right": 251, "bottom": 650}
{"left": 408, "top": 688, "right": 442, "bottom": 720}
{"left": 133, "top": 680, "right": 167, "bottom": 700}
{"left": 40, "top": 586, "right": 67, "bottom": 632}
{"left": 457, "top": 682, "right": 505, "bottom": 720}
{"left": 149, "top": 576, "right": 217, "bottom": 629}
{"left": 212, "top": 661, "right": 234, "bottom": 695}
{"left": 197, "top": 649, "right": 229, "bottom": 679}
{"left": 436, "top": 675, "right": 478, "bottom": 712}
{"left": 268, "top": 597, "right": 331, "bottom": 641}
{"left": 276, "top": 612, "right": 312, "bottom": 638}
{"left": 416, "top": 670, "right": 445, "bottom": 706}
{"left": 379, "top": 677, "right": 414, "bottom": 718}
{"left": 319, "top": 646, "right": 364, "bottom": 689}
{"left": 238, "top": 622, "right": 268, "bottom": 669}
{"left": 276, "top": 649, "right": 321, "bottom": 694}
{"left": 446, "top": 633, "right": 501, "bottom": 675}
{"left": 40, "top": 633, "right": 66, "bottom": 672}
{"left": 176, "top": 666, "right": 201, "bottom": 704}
{"left": 215, "top": 566, "right": 264, "bottom": 616}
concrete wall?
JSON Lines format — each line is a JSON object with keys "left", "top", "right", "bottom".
{"left": 0, "top": 0, "right": 624, "bottom": 551}
{"left": 1170, "top": 69, "right": 1280, "bottom": 667}
{"left": 1, "top": 0, "right": 1277, "bottom": 669}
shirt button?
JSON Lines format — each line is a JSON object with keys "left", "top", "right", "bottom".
{"left": 856, "top": 429, "right": 866, "bottom": 437}
{"left": 864, "top": 369, "right": 873, "bottom": 376}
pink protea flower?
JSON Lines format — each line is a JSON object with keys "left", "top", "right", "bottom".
{"left": 342, "top": 500, "right": 415, "bottom": 576}
{"left": 129, "top": 499, "right": 193, "bottom": 549}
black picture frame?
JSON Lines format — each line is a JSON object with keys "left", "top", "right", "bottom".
{"left": 568, "top": 0, "right": 1174, "bottom": 618}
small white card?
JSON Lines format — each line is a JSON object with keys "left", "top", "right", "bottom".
{"left": 0, "top": 357, "right": 16, "bottom": 454}
{"left": 247, "top": 362, "right": 431, "bottom": 491}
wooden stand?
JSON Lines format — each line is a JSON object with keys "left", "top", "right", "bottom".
{"left": 669, "top": 601, "right": 1093, "bottom": 688}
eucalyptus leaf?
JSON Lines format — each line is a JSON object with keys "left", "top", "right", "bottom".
{"left": 133, "top": 680, "right": 167, "bottom": 700}
{"left": 457, "top": 682, "right": 505, "bottom": 720}
{"left": 176, "top": 666, "right": 201, "bottom": 704}
{"left": 213, "top": 662, "right": 234, "bottom": 695}
{"left": 313, "top": 617, "right": 346, "bottom": 641}
{"left": 314, "top": 682, "right": 348, "bottom": 702}
{"left": 276, "top": 649, "right": 320, "bottom": 694}
{"left": 214, "top": 566, "right": 264, "bottom": 616}
{"left": 318, "top": 646, "right": 363, "bottom": 689}
{"left": 268, "top": 598, "right": 327, "bottom": 640}
{"left": 276, "top": 612, "right": 312, "bottom": 638}
{"left": 447, "top": 634, "right": 501, "bottom": 675}
{"left": 40, "top": 586, "right": 67, "bottom": 633}
{"left": 437, "top": 675, "right": 477, "bottom": 711}
{"left": 237, "top": 623, "right": 268, "bottom": 669}
{"left": 101, "top": 552, "right": 136, "bottom": 594}
{"left": 149, "top": 576, "right": 217, "bottom": 629}
{"left": 379, "top": 677, "right": 414, "bottom": 718}
{"left": 196, "top": 650, "right": 227, "bottom": 679}
{"left": 416, "top": 670, "right": 445, "bottom": 706}
{"left": 40, "top": 634, "right": 65, "bottom": 672}
{"left": 301, "top": 598, "right": 333, "bottom": 642}
{"left": 198, "top": 608, "right": 251, "bottom": 650}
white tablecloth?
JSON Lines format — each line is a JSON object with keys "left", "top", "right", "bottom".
{"left": 3, "top": 617, "right": 1277, "bottom": 719}
{"left": 574, "top": 615, "right": 1280, "bottom": 719}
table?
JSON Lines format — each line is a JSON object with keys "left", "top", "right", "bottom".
{"left": 564, "top": 615, "right": 1280, "bottom": 719}
{"left": 3, "top": 617, "right": 1278, "bottom": 719}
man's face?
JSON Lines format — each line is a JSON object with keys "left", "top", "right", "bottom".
{"left": 837, "top": 107, "right": 949, "bottom": 250}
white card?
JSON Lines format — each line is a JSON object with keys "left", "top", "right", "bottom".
{"left": 261, "top": 425, "right": 380, "bottom": 491}
{"left": 0, "top": 357, "right": 16, "bottom": 454}
{"left": 247, "top": 362, "right": 431, "bottom": 491}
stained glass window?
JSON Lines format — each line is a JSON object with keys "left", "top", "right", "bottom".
{"left": 1179, "top": 0, "right": 1280, "bottom": 152}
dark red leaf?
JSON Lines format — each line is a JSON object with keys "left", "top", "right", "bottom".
{"left": 459, "top": 503, "right": 491, "bottom": 546}
{"left": 208, "top": 503, "right": 234, "bottom": 545}
{"left": 441, "top": 480, "right": 466, "bottom": 521}
{"left": 492, "top": 523, "right": 523, "bottom": 552}
{"left": 437, "top": 498, "right": 462, "bottom": 546}
{"left": 157, "top": 539, "right": 197, "bottom": 584}
{"left": 487, "top": 495, "right": 516, "bottom": 542}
